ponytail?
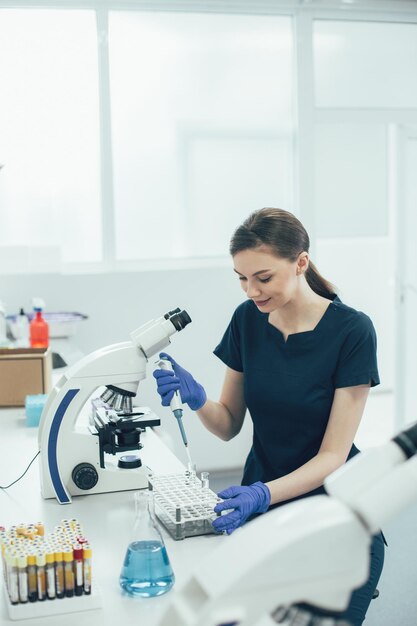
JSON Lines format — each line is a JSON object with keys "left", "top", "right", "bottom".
{"left": 305, "top": 261, "right": 336, "bottom": 300}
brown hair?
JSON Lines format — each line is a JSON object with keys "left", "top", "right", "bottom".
{"left": 229, "top": 207, "right": 336, "bottom": 299}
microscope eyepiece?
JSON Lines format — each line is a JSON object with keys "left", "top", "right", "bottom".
{"left": 164, "top": 308, "right": 181, "bottom": 319}
{"left": 131, "top": 307, "right": 192, "bottom": 358}
{"left": 167, "top": 309, "right": 192, "bottom": 331}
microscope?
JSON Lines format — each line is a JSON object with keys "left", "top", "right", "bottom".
{"left": 38, "top": 308, "right": 191, "bottom": 504}
{"left": 159, "top": 421, "right": 417, "bottom": 626}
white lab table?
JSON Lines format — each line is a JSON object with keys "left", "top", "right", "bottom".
{"left": 0, "top": 408, "right": 225, "bottom": 625}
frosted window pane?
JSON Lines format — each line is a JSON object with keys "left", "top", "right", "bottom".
{"left": 109, "top": 12, "right": 294, "bottom": 260}
{"left": 186, "top": 136, "right": 293, "bottom": 256}
{"left": 0, "top": 10, "right": 101, "bottom": 264}
{"left": 404, "top": 137, "right": 417, "bottom": 277}
{"left": 403, "top": 136, "right": 417, "bottom": 421}
{"left": 315, "top": 124, "right": 387, "bottom": 237}
{"left": 314, "top": 20, "right": 417, "bottom": 108}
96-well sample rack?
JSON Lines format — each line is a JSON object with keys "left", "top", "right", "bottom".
{"left": 149, "top": 472, "right": 221, "bottom": 540}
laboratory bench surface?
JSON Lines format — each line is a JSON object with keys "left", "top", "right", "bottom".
{"left": 0, "top": 408, "right": 225, "bottom": 625}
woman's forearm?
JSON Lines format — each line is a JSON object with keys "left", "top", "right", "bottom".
{"left": 266, "top": 451, "right": 345, "bottom": 506}
{"left": 196, "top": 399, "right": 242, "bottom": 441}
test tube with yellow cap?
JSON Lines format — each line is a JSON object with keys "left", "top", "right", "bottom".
{"left": 27, "top": 554, "right": 38, "bottom": 602}
{"left": 63, "top": 547, "right": 74, "bottom": 598}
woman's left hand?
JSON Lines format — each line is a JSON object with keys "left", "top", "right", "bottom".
{"left": 212, "top": 482, "right": 271, "bottom": 535}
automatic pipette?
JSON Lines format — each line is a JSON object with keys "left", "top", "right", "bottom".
{"left": 158, "top": 357, "right": 194, "bottom": 468}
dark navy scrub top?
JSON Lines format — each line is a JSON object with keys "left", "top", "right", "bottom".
{"left": 213, "top": 296, "right": 379, "bottom": 505}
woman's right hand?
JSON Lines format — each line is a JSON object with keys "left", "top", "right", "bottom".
{"left": 152, "top": 352, "right": 207, "bottom": 411}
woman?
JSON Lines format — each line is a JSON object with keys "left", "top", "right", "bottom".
{"left": 153, "top": 207, "right": 384, "bottom": 625}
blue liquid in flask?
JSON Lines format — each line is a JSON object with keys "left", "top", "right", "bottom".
{"left": 119, "top": 540, "right": 175, "bottom": 597}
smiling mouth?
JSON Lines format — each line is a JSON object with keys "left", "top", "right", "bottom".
{"left": 254, "top": 298, "right": 271, "bottom": 306}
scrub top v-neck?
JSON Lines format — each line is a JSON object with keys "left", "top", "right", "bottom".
{"left": 213, "top": 296, "right": 379, "bottom": 503}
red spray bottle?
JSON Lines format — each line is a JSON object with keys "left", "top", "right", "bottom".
{"left": 30, "top": 301, "right": 49, "bottom": 349}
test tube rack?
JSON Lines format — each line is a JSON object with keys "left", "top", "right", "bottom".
{"left": 3, "top": 585, "right": 102, "bottom": 621}
{"left": 1, "top": 519, "right": 102, "bottom": 621}
{"left": 149, "top": 473, "right": 221, "bottom": 540}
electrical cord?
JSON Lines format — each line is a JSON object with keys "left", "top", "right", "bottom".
{"left": 0, "top": 450, "right": 40, "bottom": 489}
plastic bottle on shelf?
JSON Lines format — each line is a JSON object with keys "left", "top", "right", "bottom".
{"left": 0, "top": 301, "right": 9, "bottom": 347}
{"left": 15, "top": 308, "right": 30, "bottom": 347}
{"left": 29, "top": 299, "right": 49, "bottom": 349}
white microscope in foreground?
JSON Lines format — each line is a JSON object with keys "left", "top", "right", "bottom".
{"left": 38, "top": 308, "right": 191, "bottom": 504}
{"left": 160, "top": 422, "right": 417, "bottom": 626}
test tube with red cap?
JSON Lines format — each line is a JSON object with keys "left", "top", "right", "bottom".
{"left": 73, "top": 545, "right": 84, "bottom": 596}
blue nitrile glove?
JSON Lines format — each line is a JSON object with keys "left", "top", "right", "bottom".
{"left": 212, "top": 482, "right": 271, "bottom": 535}
{"left": 152, "top": 352, "right": 207, "bottom": 411}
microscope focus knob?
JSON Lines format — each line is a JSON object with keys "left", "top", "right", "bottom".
{"left": 72, "top": 463, "right": 99, "bottom": 490}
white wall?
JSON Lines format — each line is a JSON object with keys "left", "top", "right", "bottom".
{"left": 0, "top": 266, "right": 253, "bottom": 473}
{"left": 317, "top": 238, "right": 394, "bottom": 391}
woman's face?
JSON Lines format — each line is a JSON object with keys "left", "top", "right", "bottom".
{"left": 233, "top": 246, "right": 303, "bottom": 312}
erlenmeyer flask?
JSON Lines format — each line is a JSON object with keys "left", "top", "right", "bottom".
{"left": 119, "top": 489, "right": 175, "bottom": 597}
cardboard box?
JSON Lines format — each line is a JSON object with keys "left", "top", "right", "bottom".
{"left": 0, "top": 348, "right": 52, "bottom": 407}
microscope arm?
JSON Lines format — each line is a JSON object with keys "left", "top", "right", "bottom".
{"left": 158, "top": 422, "right": 417, "bottom": 626}
{"left": 38, "top": 308, "right": 191, "bottom": 503}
